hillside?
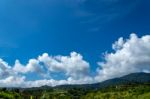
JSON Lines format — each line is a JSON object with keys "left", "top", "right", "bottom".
{"left": 0, "top": 72, "right": 150, "bottom": 99}
{"left": 55, "top": 72, "right": 150, "bottom": 90}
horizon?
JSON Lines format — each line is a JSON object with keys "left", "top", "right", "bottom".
{"left": 0, "top": 0, "right": 150, "bottom": 88}
{"left": 0, "top": 72, "right": 149, "bottom": 88}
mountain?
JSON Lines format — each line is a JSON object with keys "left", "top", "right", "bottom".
{"left": 95, "top": 72, "right": 150, "bottom": 88}
{"left": 4, "top": 72, "right": 150, "bottom": 91}
{"left": 121, "top": 72, "right": 150, "bottom": 82}
{"left": 55, "top": 72, "right": 150, "bottom": 90}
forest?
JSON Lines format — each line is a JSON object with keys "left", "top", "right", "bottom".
{"left": 0, "top": 83, "right": 150, "bottom": 99}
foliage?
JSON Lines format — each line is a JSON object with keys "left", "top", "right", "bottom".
{"left": 0, "top": 84, "right": 149, "bottom": 99}
{"left": 82, "top": 84, "right": 150, "bottom": 99}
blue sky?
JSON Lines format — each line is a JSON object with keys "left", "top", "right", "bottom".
{"left": 0, "top": 0, "right": 150, "bottom": 87}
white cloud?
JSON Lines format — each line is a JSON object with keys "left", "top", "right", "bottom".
{"left": 23, "top": 76, "right": 93, "bottom": 88}
{"left": 13, "top": 59, "right": 44, "bottom": 74}
{"left": 38, "top": 52, "right": 90, "bottom": 79}
{"left": 0, "top": 51, "right": 93, "bottom": 87}
{"left": 0, "top": 76, "right": 93, "bottom": 88}
{"left": 95, "top": 33, "right": 150, "bottom": 82}
{"left": 1, "top": 33, "right": 150, "bottom": 88}
{"left": 0, "top": 59, "right": 17, "bottom": 79}
{"left": 0, "top": 76, "right": 25, "bottom": 87}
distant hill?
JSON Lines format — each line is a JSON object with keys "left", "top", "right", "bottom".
{"left": 55, "top": 72, "right": 150, "bottom": 90}
{"left": 1, "top": 72, "right": 150, "bottom": 99}
{"left": 4, "top": 72, "right": 150, "bottom": 91}
{"left": 121, "top": 72, "right": 150, "bottom": 82}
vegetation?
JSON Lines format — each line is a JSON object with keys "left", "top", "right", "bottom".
{"left": 0, "top": 73, "right": 150, "bottom": 99}
{"left": 0, "top": 84, "right": 149, "bottom": 99}
{"left": 0, "top": 88, "right": 21, "bottom": 99}
{"left": 82, "top": 84, "right": 150, "bottom": 99}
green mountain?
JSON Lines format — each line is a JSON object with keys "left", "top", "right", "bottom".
{"left": 55, "top": 72, "right": 150, "bottom": 90}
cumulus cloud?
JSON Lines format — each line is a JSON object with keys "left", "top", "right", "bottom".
{"left": 0, "top": 52, "right": 93, "bottom": 87}
{"left": 13, "top": 52, "right": 90, "bottom": 79}
{"left": 13, "top": 59, "right": 44, "bottom": 74}
{"left": 0, "top": 76, "right": 25, "bottom": 87}
{"left": 23, "top": 76, "right": 93, "bottom": 88}
{"left": 38, "top": 52, "right": 90, "bottom": 79}
{"left": 0, "top": 76, "right": 93, "bottom": 88}
{"left": 1, "top": 33, "right": 150, "bottom": 87}
{"left": 95, "top": 33, "right": 150, "bottom": 82}
{"left": 0, "top": 59, "right": 17, "bottom": 79}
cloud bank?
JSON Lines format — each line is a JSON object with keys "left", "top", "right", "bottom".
{"left": 0, "top": 33, "right": 150, "bottom": 87}
{"left": 0, "top": 52, "right": 93, "bottom": 87}
{"left": 95, "top": 33, "right": 150, "bottom": 81}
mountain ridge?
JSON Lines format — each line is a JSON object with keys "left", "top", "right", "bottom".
{"left": 54, "top": 72, "right": 150, "bottom": 90}
{"left": 2, "top": 72, "right": 150, "bottom": 90}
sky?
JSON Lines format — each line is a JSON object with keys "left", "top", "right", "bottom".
{"left": 0, "top": 0, "right": 150, "bottom": 87}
